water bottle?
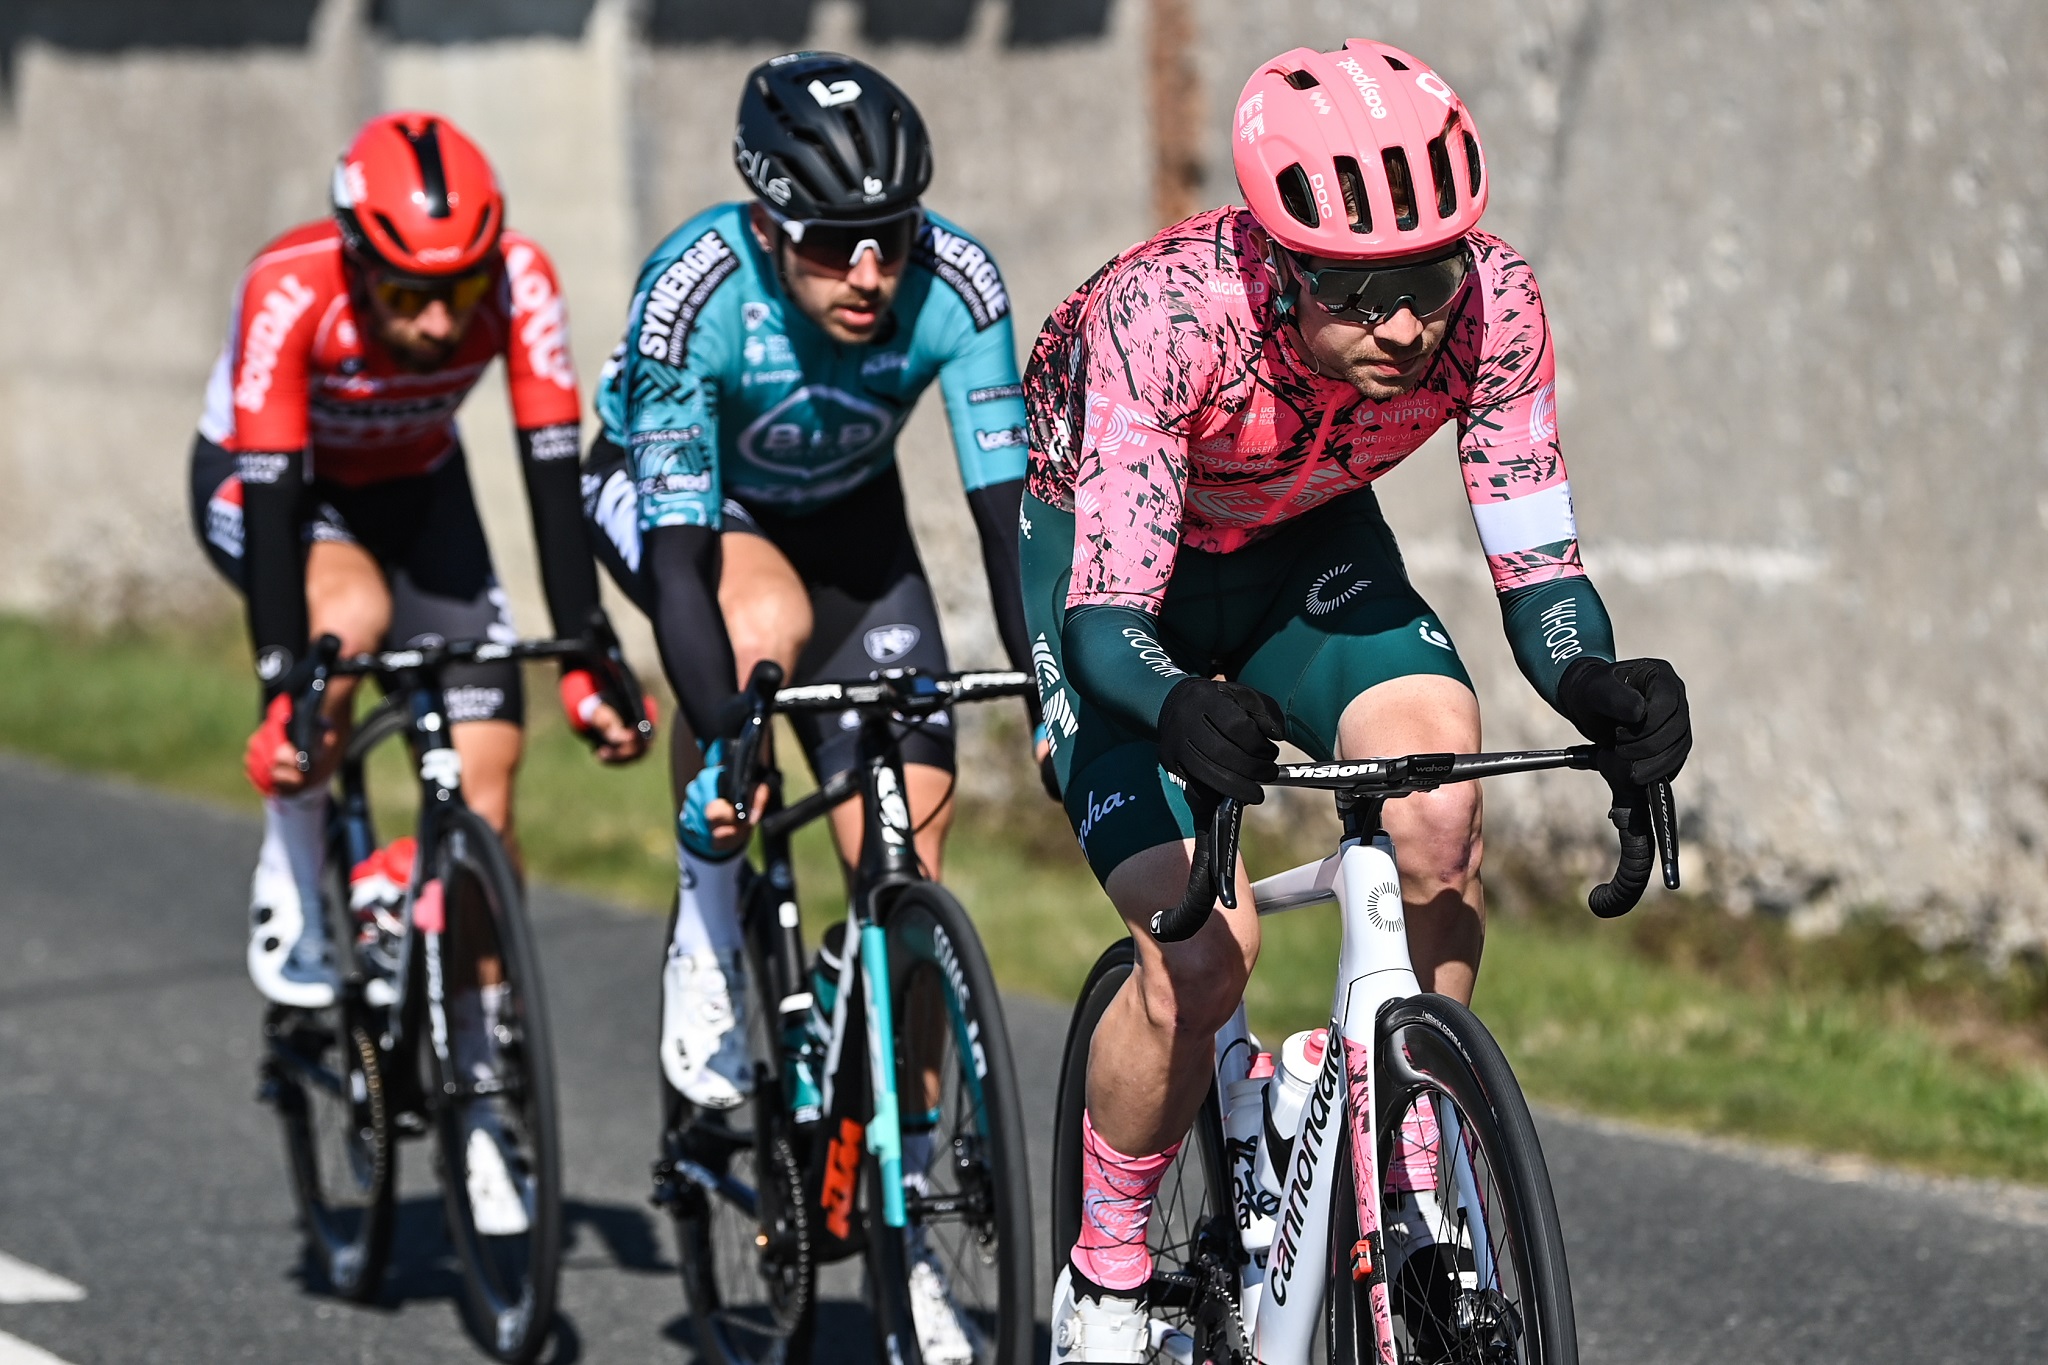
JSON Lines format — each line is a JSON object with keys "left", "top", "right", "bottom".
{"left": 1224, "top": 1051, "right": 1278, "bottom": 1262}
{"left": 1253, "top": 1028, "right": 1327, "bottom": 1206}
{"left": 782, "top": 922, "right": 848, "bottom": 1124}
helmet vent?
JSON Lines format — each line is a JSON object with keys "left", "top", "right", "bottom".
{"left": 1332, "top": 157, "right": 1373, "bottom": 234}
{"left": 1276, "top": 164, "right": 1320, "bottom": 229}
{"left": 1283, "top": 69, "right": 1321, "bottom": 89}
{"left": 373, "top": 212, "right": 411, "bottom": 254}
{"left": 1381, "top": 148, "right": 1419, "bottom": 230}
{"left": 1463, "top": 130, "right": 1484, "bottom": 196}
{"left": 399, "top": 119, "right": 452, "bottom": 219}
{"left": 1382, "top": 54, "right": 1410, "bottom": 71}
{"left": 466, "top": 202, "right": 497, "bottom": 251}
{"left": 840, "top": 109, "right": 876, "bottom": 178}
{"left": 1426, "top": 135, "right": 1459, "bottom": 219}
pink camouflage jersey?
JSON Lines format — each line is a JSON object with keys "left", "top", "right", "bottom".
{"left": 1024, "top": 206, "right": 1582, "bottom": 613}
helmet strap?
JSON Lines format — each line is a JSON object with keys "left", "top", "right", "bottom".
{"left": 1265, "top": 245, "right": 1300, "bottom": 320}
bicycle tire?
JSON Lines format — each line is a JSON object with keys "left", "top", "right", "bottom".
{"left": 429, "top": 804, "right": 564, "bottom": 1365}
{"left": 668, "top": 881, "right": 817, "bottom": 1365}
{"left": 1052, "top": 939, "right": 1243, "bottom": 1365}
{"left": 867, "top": 883, "right": 1034, "bottom": 1365}
{"left": 267, "top": 998, "right": 396, "bottom": 1302}
{"left": 1333, "top": 994, "right": 1575, "bottom": 1365}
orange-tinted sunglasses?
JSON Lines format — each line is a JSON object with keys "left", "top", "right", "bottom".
{"left": 368, "top": 267, "right": 495, "bottom": 317}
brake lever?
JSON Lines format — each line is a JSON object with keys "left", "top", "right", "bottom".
{"left": 288, "top": 635, "right": 341, "bottom": 773}
{"left": 721, "top": 660, "right": 784, "bottom": 825}
{"left": 1211, "top": 796, "right": 1243, "bottom": 911}
{"left": 1648, "top": 779, "right": 1680, "bottom": 890}
{"left": 583, "top": 611, "right": 654, "bottom": 741}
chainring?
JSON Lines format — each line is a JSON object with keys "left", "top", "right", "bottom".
{"left": 756, "top": 1132, "right": 815, "bottom": 1332}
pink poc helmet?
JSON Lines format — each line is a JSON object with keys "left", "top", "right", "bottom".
{"left": 1233, "top": 40, "right": 1487, "bottom": 261}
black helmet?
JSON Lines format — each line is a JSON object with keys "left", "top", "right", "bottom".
{"left": 734, "top": 52, "right": 932, "bottom": 222}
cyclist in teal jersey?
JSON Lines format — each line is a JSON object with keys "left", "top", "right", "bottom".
{"left": 583, "top": 62, "right": 1039, "bottom": 1352}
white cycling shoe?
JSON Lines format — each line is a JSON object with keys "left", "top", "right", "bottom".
{"left": 908, "top": 1249, "right": 985, "bottom": 1365}
{"left": 660, "top": 948, "right": 753, "bottom": 1110}
{"left": 462, "top": 1106, "right": 532, "bottom": 1237}
{"left": 247, "top": 859, "right": 339, "bottom": 1009}
{"left": 1050, "top": 1265, "right": 1179, "bottom": 1365}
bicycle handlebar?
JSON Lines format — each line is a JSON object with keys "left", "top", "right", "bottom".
{"left": 1149, "top": 747, "right": 1681, "bottom": 943}
{"left": 715, "top": 663, "right": 1039, "bottom": 824}
{"left": 284, "top": 625, "right": 654, "bottom": 773}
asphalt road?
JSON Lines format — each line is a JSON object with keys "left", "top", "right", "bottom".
{"left": 2, "top": 756, "right": 2044, "bottom": 1363}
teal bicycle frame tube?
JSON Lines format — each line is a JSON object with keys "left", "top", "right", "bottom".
{"left": 860, "top": 920, "right": 907, "bottom": 1228}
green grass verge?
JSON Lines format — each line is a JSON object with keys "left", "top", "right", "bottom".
{"left": 5, "top": 612, "right": 2048, "bottom": 1183}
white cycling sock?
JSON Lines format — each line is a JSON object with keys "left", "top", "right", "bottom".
{"left": 255, "top": 789, "right": 329, "bottom": 938}
{"left": 671, "top": 845, "right": 745, "bottom": 963}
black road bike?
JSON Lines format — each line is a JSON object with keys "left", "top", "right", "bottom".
{"left": 257, "top": 622, "right": 650, "bottom": 1363}
{"left": 653, "top": 663, "right": 1036, "bottom": 1365}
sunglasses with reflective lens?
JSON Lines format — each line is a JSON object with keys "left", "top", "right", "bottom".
{"left": 368, "top": 267, "right": 496, "bottom": 318}
{"left": 1288, "top": 246, "right": 1471, "bottom": 323}
{"left": 775, "top": 209, "right": 923, "bottom": 273}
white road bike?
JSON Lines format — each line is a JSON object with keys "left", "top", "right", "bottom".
{"left": 1052, "top": 749, "right": 1678, "bottom": 1365}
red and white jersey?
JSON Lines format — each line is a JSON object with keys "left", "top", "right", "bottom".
{"left": 198, "top": 220, "right": 579, "bottom": 487}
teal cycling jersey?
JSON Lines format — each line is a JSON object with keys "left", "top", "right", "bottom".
{"left": 595, "top": 202, "right": 1029, "bottom": 530}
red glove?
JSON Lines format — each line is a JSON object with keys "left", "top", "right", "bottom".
{"left": 559, "top": 669, "right": 603, "bottom": 734}
{"left": 560, "top": 670, "right": 661, "bottom": 738}
{"left": 244, "top": 693, "right": 292, "bottom": 796}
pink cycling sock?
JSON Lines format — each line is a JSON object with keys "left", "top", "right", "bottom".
{"left": 1390, "top": 1093, "right": 1442, "bottom": 1193}
{"left": 1071, "top": 1110, "right": 1182, "bottom": 1292}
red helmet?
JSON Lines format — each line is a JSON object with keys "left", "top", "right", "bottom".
{"left": 1233, "top": 41, "right": 1487, "bottom": 260}
{"left": 331, "top": 112, "right": 503, "bottom": 276}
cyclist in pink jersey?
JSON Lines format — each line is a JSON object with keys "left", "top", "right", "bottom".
{"left": 1022, "top": 42, "right": 1692, "bottom": 1360}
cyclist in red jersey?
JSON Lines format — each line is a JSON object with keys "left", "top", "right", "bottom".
{"left": 1023, "top": 44, "right": 1692, "bottom": 1357}
{"left": 189, "top": 113, "right": 644, "bottom": 1035}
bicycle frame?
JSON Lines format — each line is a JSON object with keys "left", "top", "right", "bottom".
{"left": 334, "top": 671, "right": 472, "bottom": 1088}
{"left": 766, "top": 707, "right": 925, "bottom": 1231}
{"left": 716, "top": 666, "right": 1036, "bottom": 1238}
{"left": 1202, "top": 793, "right": 1409, "bottom": 1365}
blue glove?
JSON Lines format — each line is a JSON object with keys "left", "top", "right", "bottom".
{"left": 678, "top": 739, "right": 735, "bottom": 860}
{"left": 1034, "top": 720, "right": 1061, "bottom": 802}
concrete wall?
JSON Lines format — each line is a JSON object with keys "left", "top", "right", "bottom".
{"left": 2, "top": 0, "right": 2044, "bottom": 943}
{"left": 1188, "top": 0, "right": 2048, "bottom": 949}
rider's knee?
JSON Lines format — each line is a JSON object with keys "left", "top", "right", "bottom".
{"left": 1403, "top": 789, "right": 1483, "bottom": 892}
{"left": 722, "top": 593, "right": 810, "bottom": 675}
{"left": 1135, "top": 930, "right": 1252, "bottom": 1041}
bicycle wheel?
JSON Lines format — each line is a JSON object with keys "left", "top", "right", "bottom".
{"left": 429, "top": 805, "right": 563, "bottom": 1364}
{"left": 265, "top": 995, "right": 395, "bottom": 1302}
{"left": 1052, "top": 939, "right": 1244, "bottom": 1365}
{"left": 667, "top": 884, "right": 816, "bottom": 1365}
{"left": 867, "top": 883, "right": 1034, "bottom": 1365}
{"left": 1337, "top": 994, "right": 1575, "bottom": 1365}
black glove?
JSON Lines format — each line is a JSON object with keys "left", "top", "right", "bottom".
{"left": 1156, "top": 678, "right": 1285, "bottom": 804}
{"left": 1555, "top": 656, "right": 1691, "bottom": 787}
